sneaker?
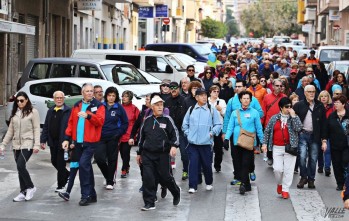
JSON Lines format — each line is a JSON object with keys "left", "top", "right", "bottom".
{"left": 294, "top": 169, "right": 299, "bottom": 174}
{"left": 282, "top": 191, "right": 289, "bottom": 199}
{"left": 182, "top": 172, "right": 188, "bottom": 180}
{"left": 325, "top": 168, "right": 331, "bottom": 177}
{"left": 126, "top": 167, "right": 130, "bottom": 174}
{"left": 13, "top": 192, "right": 26, "bottom": 202}
{"left": 141, "top": 204, "right": 156, "bottom": 211}
{"left": 58, "top": 192, "right": 70, "bottom": 201}
{"left": 297, "top": 177, "right": 308, "bottom": 189}
{"left": 230, "top": 179, "right": 241, "bottom": 185}
{"left": 267, "top": 159, "right": 273, "bottom": 166}
{"left": 161, "top": 187, "right": 167, "bottom": 198}
{"left": 121, "top": 170, "right": 127, "bottom": 178}
{"left": 249, "top": 172, "right": 256, "bottom": 181}
{"left": 277, "top": 184, "right": 282, "bottom": 194}
{"left": 25, "top": 187, "right": 36, "bottom": 201}
{"left": 318, "top": 167, "right": 323, "bottom": 173}
{"left": 79, "top": 198, "right": 90, "bottom": 206}
{"left": 106, "top": 185, "right": 114, "bottom": 190}
{"left": 239, "top": 184, "right": 246, "bottom": 195}
{"left": 336, "top": 185, "right": 344, "bottom": 191}
{"left": 173, "top": 188, "right": 181, "bottom": 206}
{"left": 188, "top": 188, "right": 197, "bottom": 194}
{"left": 171, "top": 161, "right": 176, "bottom": 169}
{"left": 55, "top": 187, "right": 65, "bottom": 193}
{"left": 206, "top": 185, "right": 213, "bottom": 191}
{"left": 308, "top": 180, "right": 315, "bottom": 189}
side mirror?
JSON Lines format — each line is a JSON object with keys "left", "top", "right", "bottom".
{"left": 165, "top": 65, "right": 173, "bottom": 73}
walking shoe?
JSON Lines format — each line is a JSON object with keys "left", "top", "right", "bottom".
{"left": 88, "top": 195, "right": 97, "bottom": 203}
{"left": 318, "top": 167, "right": 323, "bottom": 173}
{"left": 206, "top": 185, "right": 213, "bottom": 191}
{"left": 106, "top": 185, "right": 114, "bottom": 190}
{"left": 55, "top": 187, "right": 65, "bottom": 193}
{"left": 126, "top": 167, "right": 130, "bottom": 174}
{"left": 297, "top": 178, "right": 308, "bottom": 189}
{"left": 25, "top": 187, "right": 36, "bottom": 201}
{"left": 141, "top": 204, "right": 156, "bottom": 211}
{"left": 239, "top": 184, "right": 246, "bottom": 195}
{"left": 182, "top": 172, "right": 188, "bottom": 180}
{"left": 215, "top": 168, "right": 221, "bottom": 173}
{"left": 79, "top": 198, "right": 90, "bottom": 206}
{"left": 282, "top": 191, "right": 289, "bottom": 199}
{"left": 13, "top": 192, "right": 26, "bottom": 202}
{"left": 58, "top": 192, "right": 70, "bottom": 201}
{"left": 267, "top": 159, "right": 273, "bottom": 166}
{"left": 325, "top": 168, "right": 331, "bottom": 177}
{"left": 277, "top": 185, "right": 282, "bottom": 194}
{"left": 249, "top": 172, "right": 256, "bottom": 181}
{"left": 161, "top": 187, "right": 167, "bottom": 198}
{"left": 336, "top": 185, "right": 343, "bottom": 191}
{"left": 173, "top": 188, "right": 181, "bottom": 206}
{"left": 230, "top": 179, "right": 241, "bottom": 185}
{"left": 308, "top": 180, "right": 316, "bottom": 189}
{"left": 171, "top": 161, "right": 176, "bottom": 169}
{"left": 245, "top": 184, "right": 252, "bottom": 192}
{"left": 121, "top": 170, "right": 127, "bottom": 178}
{"left": 188, "top": 188, "right": 197, "bottom": 194}
{"left": 139, "top": 186, "right": 143, "bottom": 192}
{"left": 294, "top": 168, "right": 299, "bottom": 174}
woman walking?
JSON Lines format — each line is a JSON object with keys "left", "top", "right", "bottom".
{"left": 0, "top": 91, "right": 40, "bottom": 201}
{"left": 262, "top": 97, "right": 303, "bottom": 199}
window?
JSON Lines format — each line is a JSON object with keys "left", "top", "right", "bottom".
{"left": 30, "top": 82, "right": 62, "bottom": 98}
{"left": 62, "top": 83, "right": 81, "bottom": 96}
{"left": 49, "top": 64, "right": 76, "bottom": 78}
{"left": 101, "top": 65, "right": 148, "bottom": 85}
{"left": 78, "top": 65, "right": 102, "bottom": 79}
{"left": 145, "top": 56, "right": 170, "bottom": 73}
{"left": 106, "top": 55, "right": 141, "bottom": 68}
{"left": 29, "top": 63, "right": 50, "bottom": 79}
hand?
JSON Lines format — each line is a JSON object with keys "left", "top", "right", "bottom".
{"left": 62, "top": 141, "right": 69, "bottom": 150}
{"left": 77, "top": 112, "right": 88, "bottom": 118}
{"left": 136, "top": 155, "right": 142, "bottom": 166}
{"left": 288, "top": 108, "right": 296, "bottom": 117}
{"left": 70, "top": 143, "right": 75, "bottom": 149}
{"left": 128, "top": 139, "right": 135, "bottom": 146}
{"left": 33, "top": 149, "right": 39, "bottom": 154}
{"left": 216, "top": 105, "right": 222, "bottom": 112}
{"left": 223, "top": 140, "right": 230, "bottom": 151}
{"left": 345, "top": 199, "right": 349, "bottom": 209}
{"left": 210, "top": 133, "right": 213, "bottom": 138}
{"left": 321, "top": 141, "right": 327, "bottom": 152}
{"left": 222, "top": 134, "right": 225, "bottom": 141}
{"left": 261, "top": 144, "right": 267, "bottom": 153}
{"left": 40, "top": 143, "right": 46, "bottom": 150}
{"left": 170, "top": 147, "right": 177, "bottom": 157}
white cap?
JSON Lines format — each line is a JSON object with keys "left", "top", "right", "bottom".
{"left": 151, "top": 95, "right": 164, "bottom": 105}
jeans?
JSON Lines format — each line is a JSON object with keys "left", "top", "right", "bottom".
{"left": 318, "top": 140, "right": 331, "bottom": 170}
{"left": 77, "top": 143, "right": 97, "bottom": 199}
{"left": 179, "top": 131, "right": 189, "bottom": 173}
{"left": 298, "top": 132, "right": 319, "bottom": 181}
{"left": 14, "top": 149, "right": 34, "bottom": 192}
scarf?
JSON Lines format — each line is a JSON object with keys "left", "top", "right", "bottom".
{"left": 280, "top": 113, "right": 290, "bottom": 129}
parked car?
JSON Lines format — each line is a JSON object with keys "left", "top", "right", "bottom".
{"left": 317, "top": 45, "right": 349, "bottom": 67}
{"left": 6, "top": 78, "right": 146, "bottom": 126}
{"left": 326, "top": 60, "right": 349, "bottom": 79}
{"left": 17, "top": 58, "right": 159, "bottom": 97}
{"left": 172, "top": 53, "right": 206, "bottom": 74}
{"left": 272, "top": 36, "right": 291, "bottom": 44}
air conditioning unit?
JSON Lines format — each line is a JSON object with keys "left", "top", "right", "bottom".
{"left": 305, "top": 8, "right": 316, "bottom": 21}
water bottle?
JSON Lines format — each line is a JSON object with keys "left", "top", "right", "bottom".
{"left": 263, "top": 151, "right": 268, "bottom": 162}
{"left": 64, "top": 149, "right": 69, "bottom": 161}
{"left": 0, "top": 151, "right": 4, "bottom": 160}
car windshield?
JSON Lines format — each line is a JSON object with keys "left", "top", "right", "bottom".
{"left": 165, "top": 55, "right": 186, "bottom": 71}
{"left": 335, "top": 64, "right": 349, "bottom": 73}
{"left": 320, "top": 49, "right": 349, "bottom": 63}
{"left": 101, "top": 65, "right": 148, "bottom": 85}
{"left": 191, "top": 45, "right": 212, "bottom": 56}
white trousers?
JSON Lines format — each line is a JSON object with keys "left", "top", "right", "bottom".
{"left": 273, "top": 145, "right": 297, "bottom": 192}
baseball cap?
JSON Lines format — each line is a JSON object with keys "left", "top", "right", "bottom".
{"left": 169, "top": 82, "right": 179, "bottom": 88}
{"left": 161, "top": 79, "right": 171, "bottom": 86}
{"left": 290, "top": 69, "right": 297, "bottom": 74}
{"left": 195, "top": 88, "right": 207, "bottom": 96}
{"left": 151, "top": 95, "right": 164, "bottom": 105}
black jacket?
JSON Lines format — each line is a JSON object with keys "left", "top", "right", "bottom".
{"left": 184, "top": 95, "right": 197, "bottom": 112}
{"left": 138, "top": 115, "right": 179, "bottom": 154}
{"left": 165, "top": 95, "right": 186, "bottom": 131}
{"left": 293, "top": 99, "right": 327, "bottom": 143}
{"left": 214, "top": 83, "right": 234, "bottom": 104}
{"left": 327, "top": 109, "right": 349, "bottom": 150}
{"left": 40, "top": 104, "right": 71, "bottom": 147}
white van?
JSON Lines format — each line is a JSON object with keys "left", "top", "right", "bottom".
{"left": 316, "top": 45, "right": 349, "bottom": 67}
{"left": 71, "top": 49, "right": 188, "bottom": 82}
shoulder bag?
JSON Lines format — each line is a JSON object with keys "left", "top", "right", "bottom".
{"left": 236, "top": 110, "right": 255, "bottom": 151}
{"left": 281, "top": 122, "right": 298, "bottom": 156}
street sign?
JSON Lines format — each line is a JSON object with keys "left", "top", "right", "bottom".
{"left": 155, "top": 5, "right": 168, "bottom": 18}
{"left": 163, "top": 18, "right": 170, "bottom": 24}
{"left": 139, "top": 7, "right": 154, "bottom": 18}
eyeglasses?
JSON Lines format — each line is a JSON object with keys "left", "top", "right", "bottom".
{"left": 94, "top": 91, "right": 103, "bottom": 94}
{"left": 187, "top": 69, "right": 195, "bottom": 72}
{"left": 16, "top": 99, "right": 25, "bottom": 103}
{"left": 170, "top": 86, "right": 178, "bottom": 90}
{"left": 284, "top": 105, "right": 292, "bottom": 108}
{"left": 334, "top": 92, "right": 341, "bottom": 95}
{"left": 274, "top": 85, "right": 282, "bottom": 87}
{"left": 306, "top": 91, "right": 316, "bottom": 93}
{"left": 206, "top": 71, "right": 212, "bottom": 74}
{"left": 161, "top": 84, "right": 169, "bottom": 87}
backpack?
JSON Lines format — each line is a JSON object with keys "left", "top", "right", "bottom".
{"left": 189, "top": 103, "right": 214, "bottom": 123}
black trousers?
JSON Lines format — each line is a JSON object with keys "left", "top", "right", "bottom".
{"left": 95, "top": 137, "right": 119, "bottom": 185}
{"left": 50, "top": 142, "right": 70, "bottom": 188}
{"left": 235, "top": 145, "right": 254, "bottom": 186}
{"left": 119, "top": 142, "right": 131, "bottom": 171}
{"left": 142, "top": 151, "right": 180, "bottom": 206}
{"left": 331, "top": 148, "right": 348, "bottom": 187}
{"left": 230, "top": 137, "right": 240, "bottom": 180}
{"left": 14, "top": 149, "right": 34, "bottom": 192}
{"left": 213, "top": 132, "right": 224, "bottom": 171}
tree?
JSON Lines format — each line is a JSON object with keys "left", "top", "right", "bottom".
{"left": 240, "top": 0, "right": 302, "bottom": 37}
{"left": 225, "top": 8, "right": 240, "bottom": 37}
{"left": 200, "top": 17, "right": 227, "bottom": 38}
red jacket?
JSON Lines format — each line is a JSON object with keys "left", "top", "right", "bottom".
{"left": 65, "top": 99, "right": 105, "bottom": 143}
{"left": 120, "top": 102, "right": 140, "bottom": 142}
{"left": 262, "top": 93, "right": 286, "bottom": 127}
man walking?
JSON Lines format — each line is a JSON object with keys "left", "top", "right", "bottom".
{"left": 40, "top": 91, "right": 71, "bottom": 193}
{"left": 62, "top": 83, "right": 105, "bottom": 206}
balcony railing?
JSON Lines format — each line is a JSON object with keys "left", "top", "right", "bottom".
{"left": 318, "top": 0, "right": 339, "bottom": 15}
{"left": 305, "top": 0, "right": 317, "bottom": 8}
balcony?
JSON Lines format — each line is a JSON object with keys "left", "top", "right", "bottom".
{"left": 305, "top": 0, "right": 317, "bottom": 8}
{"left": 154, "top": 0, "right": 165, "bottom": 4}
{"left": 339, "top": 0, "right": 349, "bottom": 11}
{"left": 132, "top": 0, "right": 154, "bottom": 7}
{"left": 305, "top": 8, "right": 316, "bottom": 21}
{"left": 318, "top": 0, "right": 339, "bottom": 15}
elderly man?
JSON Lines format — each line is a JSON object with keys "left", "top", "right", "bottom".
{"left": 293, "top": 85, "right": 327, "bottom": 189}
{"left": 93, "top": 85, "right": 104, "bottom": 102}
{"left": 41, "top": 91, "right": 71, "bottom": 193}
{"left": 62, "top": 83, "right": 105, "bottom": 206}
{"left": 276, "top": 59, "right": 291, "bottom": 77}
{"left": 295, "top": 76, "right": 310, "bottom": 101}
{"left": 137, "top": 95, "right": 181, "bottom": 211}
{"left": 180, "top": 77, "right": 191, "bottom": 98}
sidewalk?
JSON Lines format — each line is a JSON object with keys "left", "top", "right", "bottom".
{"left": 0, "top": 105, "right": 8, "bottom": 139}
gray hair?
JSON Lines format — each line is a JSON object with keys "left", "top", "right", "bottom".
{"left": 81, "top": 82, "right": 93, "bottom": 92}
{"left": 181, "top": 76, "right": 190, "bottom": 83}
{"left": 272, "top": 78, "right": 282, "bottom": 85}
{"left": 53, "top": 90, "right": 65, "bottom": 98}
{"left": 304, "top": 85, "right": 315, "bottom": 92}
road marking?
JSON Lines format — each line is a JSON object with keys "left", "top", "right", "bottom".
{"left": 289, "top": 189, "right": 331, "bottom": 221}
{"left": 225, "top": 185, "right": 261, "bottom": 221}
{"left": 0, "top": 172, "right": 19, "bottom": 201}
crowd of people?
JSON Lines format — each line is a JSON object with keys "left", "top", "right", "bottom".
{"left": 1, "top": 41, "right": 349, "bottom": 211}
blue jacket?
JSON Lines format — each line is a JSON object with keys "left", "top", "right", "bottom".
{"left": 101, "top": 102, "right": 129, "bottom": 139}
{"left": 225, "top": 107, "right": 264, "bottom": 146}
{"left": 297, "top": 78, "right": 321, "bottom": 91}
{"left": 182, "top": 103, "right": 222, "bottom": 145}
{"left": 222, "top": 94, "right": 264, "bottom": 133}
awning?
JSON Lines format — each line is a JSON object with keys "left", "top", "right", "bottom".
{"left": 0, "top": 20, "right": 35, "bottom": 35}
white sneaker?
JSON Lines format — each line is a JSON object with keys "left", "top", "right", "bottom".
{"left": 55, "top": 187, "right": 65, "bottom": 193}
{"left": 106, "top": 185, "right": 114, "bottom": 190}
{"left": 25, "top": 187, "right": 37, "bottom": 201}
{"left": 13, "top": 192, "right": 26, "bottom": 202}
{"left": 188, "top": 188, "right": 197, "bottom": 194}
{"left": 206, "top": 185, "right": 213, "bottom": 191}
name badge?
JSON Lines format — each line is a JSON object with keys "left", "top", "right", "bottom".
{"left": 159, "top": 123, "right": 167, "bottom": 129}
{"left": 244, "top": 113, "right": 251, "bottom": 118}
{"left": 111, "top": 111, "right": 116, "bottom": 116}
{"left": 91, "top": 107, "right": 97, "bottom": 112}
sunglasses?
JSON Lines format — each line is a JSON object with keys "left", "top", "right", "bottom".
{"left": 284, "top": 105, "right": 292, "bottom": 108}
{"left": 187, "top": 69, "right": 195, "bottom": 72}
{"left": 17, "top": 99, "right": 25, "bottom": 103}
{"left": 161, "top": 84, "right": 170, "bottom": 87}
{"left": 170, "top": 86, "right": 178, "bottom": 90}
{"left": 206, "top": 71, "right": 212, "bottom": 74}
{"left": 260, "top": 80, "right": 266, "bottom": 82}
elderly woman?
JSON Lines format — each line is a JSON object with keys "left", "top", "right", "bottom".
{"left": 262, "top": 97, "right": 303, "bottom": 199}
{"left": 327, "top": 95, "right": 349, "bottom": 191}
